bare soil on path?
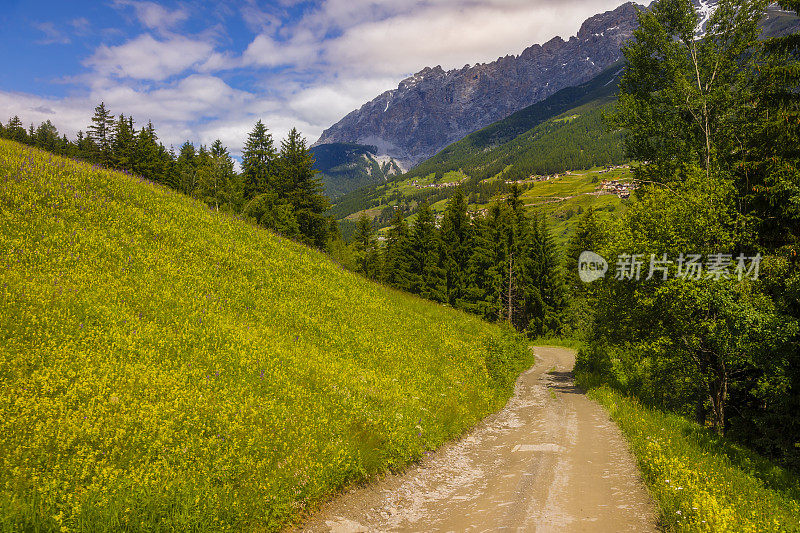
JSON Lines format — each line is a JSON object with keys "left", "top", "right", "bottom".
{"left": 295, "top": 346, "right": 657, "bottom": 532}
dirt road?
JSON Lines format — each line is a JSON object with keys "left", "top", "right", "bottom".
{"left": 296, "top": 346, "right": 657, "bottom": 532}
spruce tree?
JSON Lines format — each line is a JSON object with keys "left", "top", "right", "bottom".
{"left": 176, "top": 142, "right": 198, "bottom": 196}
{"left": 241, "top": 120, "right": 277, "bottom": 201}
{"left": 410, "top": 201, "right": 445, "bottom": 302}
{"left": 33, "top": 121, "right": 59, "bottom": 152}
{"left": 279, "top": 128, "right": 329, "bottom": 248}
{"left": 383, "top": 209, "right": 413, "bottom": 290}
{"left": 6, "top": 116, "right": 26, "bottom": 143}
{"left": 746, "top": 0, "right": 800, "bottom": 250}
{"left": 440, "top": 188, "right": 472, "bottom": 306}
{"left": 353, "top": 214, "right": 379, "bottom": 279}
{"left": 88, "top": 102, "right": 114, "bottom": 165}
{"left": 462, "top": 214, "right": 502, "bottom": 319}
{"left": 131, "top": 125, "right": 161, "bottom": 182}
{"left": 111, "top": 114, "right": 136, "bottom": 172}
{"left": 525, "top": 212, "right": 565, "bottom": 336}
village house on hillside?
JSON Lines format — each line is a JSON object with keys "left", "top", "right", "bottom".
{"left": 599, "top": 178, "right": 637, "bottom": 198}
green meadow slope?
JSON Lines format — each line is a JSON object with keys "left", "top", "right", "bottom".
{"left": 0, "top": 140, "right": 531, "bottom": 531}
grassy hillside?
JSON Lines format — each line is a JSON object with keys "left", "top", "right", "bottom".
{"left": 0, "top": 140, "right": 532, "bottom": 531}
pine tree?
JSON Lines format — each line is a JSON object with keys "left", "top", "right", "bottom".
{"left": 242, "top": 120, "right": 277, "bottom": 201}
{"left": 6, "top": 116, "right": 26, "bottom": 143}
{"left": 383, "top": 209, "right": 413, "bottom": 290}
{"left": 279, "top": 128, "right": 330, "bottom": 248}
{"left": 176, "top": 142, "right": 198, "bottom": 196}
{"left": 353, "top": 214, "right": 380, "bottom": 279}
{"left": 440, "top": 188, "right": 472, "bottom": 306}
{"left": 88, "top": 102, "right": 114, "bottom": 165}
{"left": 462, "top": 214, "right": 502, "bottom": 319}
{"left": 111, "top": 114, "right": 136, "bottom": 172}
{"left": 410, "top": 201, "right": 445, "bottom": 302}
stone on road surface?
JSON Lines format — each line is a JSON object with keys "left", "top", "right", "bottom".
{"left": 296, "top": 346, "right": 657, "bottom": 532}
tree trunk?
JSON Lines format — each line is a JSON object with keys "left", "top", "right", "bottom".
{"left": 695, "top": 391, "right": 707, "bottom": 426}
{"left": 507, "top": 253, "right": 513, "bottom": 324}
{"left": 709, "top": 369, "right": 727, "bottom": 436}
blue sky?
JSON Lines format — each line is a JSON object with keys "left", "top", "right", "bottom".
{"left": 0, "top": 0, "right": 626, "bottom": 157}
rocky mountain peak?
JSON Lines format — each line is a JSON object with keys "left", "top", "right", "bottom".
{"left": 314, "top": 2, "right": 645, "bottom": 167}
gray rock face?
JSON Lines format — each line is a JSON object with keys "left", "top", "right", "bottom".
{"left": 314, "top": 2, "right": 643, "bottom": 167}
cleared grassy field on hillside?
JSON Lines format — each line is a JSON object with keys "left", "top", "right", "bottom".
{"left": 0, "top": 140, "right": 531, "bottom": 531}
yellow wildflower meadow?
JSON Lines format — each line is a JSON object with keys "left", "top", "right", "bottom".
{"left": 0, "top": 140, "right": 531, "bottom": 531}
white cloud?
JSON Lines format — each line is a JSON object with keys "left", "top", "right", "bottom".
{"left": 312, "top": 0, "right": 629, "bottom": 75}
{"left": 287, "top": 77, "right": 399, "bottom": 127}
{"left": 242, "top": 31, "right": 318, "bottom": 68}
{"left": 0, "top": 92, "right": 90, "bottom": 138}
{"left": 85, "top": 34, "right": 215, "bottom": 81}
{"left": 113, "top": 0, "right": 190, "bottom": 34}
{"left": 34, "top": 22, "right": 71, "bottom": 45}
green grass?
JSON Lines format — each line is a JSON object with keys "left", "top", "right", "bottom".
{"left": 0, "top": 140, "right": 534, "bottom": 531}
{"left": 582, "top": 384, "right": 800, "bottom": 532}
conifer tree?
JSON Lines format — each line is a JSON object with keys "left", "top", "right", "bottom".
{"left": 440, "top": 188, "right": 472, "bottom": 306}
{"left": 242, "top": 120, "right": 277, "bottom": 201}
{"left": 6, "top": 116, "right": 26, "bottom": 143}
{"left": 746, "top": 0, "right": 800, "bottom": 250}
{"left": 176, "top": 142, "right": 198, "bottom": 196}
{"left": 462, "top": 214, "right": 502, "bottom": 319}
{"left": 88, "top": 102, "right": 114, "bottom": 165}
{"left": 525, "top": 212, "right": 565, "bottom": 336}
{"left": 111, "top": 114, "right": 136, "bottom": 171}
{"left": 131, "top": 124, "right": 161, "bottom": 182}
{"left": 410, "top": 200, "right": 445, "bottom": 302}
{"left": 383, "top": 209, "right": 413, "bottom": 290}
{"left": 76, "top": 130, "right": 94, "bottom": 160}
{"left": 199, "top": 139, "right": 237, "bottom": 212}
{"left": 33, "top": 120, "right": 59, "bottom": 152}
{"left": 279, "top": 128, "right": 329, "bottom": 248}
{"left": 353, "top": 214, "right": 380, "bottom": 279}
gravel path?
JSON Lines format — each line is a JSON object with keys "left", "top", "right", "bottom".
{"left": 295, "top": 346, "right": 657, "bottom": 532}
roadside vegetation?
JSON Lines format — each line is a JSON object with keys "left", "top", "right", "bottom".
{"left": 582, "top": 385, "right": 800, "bottom": 532}
{"left": 0, "top": 139, "right": 532, "bottom": 531}
{"left": 569, "top": 0, "right": 800, "bottom": 528}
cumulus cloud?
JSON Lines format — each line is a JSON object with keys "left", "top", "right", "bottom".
{"left": 322, "top": 0, "right": 622, "bottom": 74}
{"left": 85, "top": 34, "right": 215, "bottom": 81}
{"left": 112, "top": 0, "right": 190, "bottom": 34}
{"left": 242, "top": 32, "right": 318, "bottom": 68}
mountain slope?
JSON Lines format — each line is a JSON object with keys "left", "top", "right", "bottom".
{"left": 314, "top": 2, "right": 642, "bottom": 166}
{"left": 0, "top": 140, "right": 531, "bottom": 531}
{"left": 315, "top": 1, "right": 799, "bottom": 169}
{"left": 409, "top": 61, "right": 625, "bottom": 180}
{"left": 310, "top": 142, "right": 404, "bottom": 198}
